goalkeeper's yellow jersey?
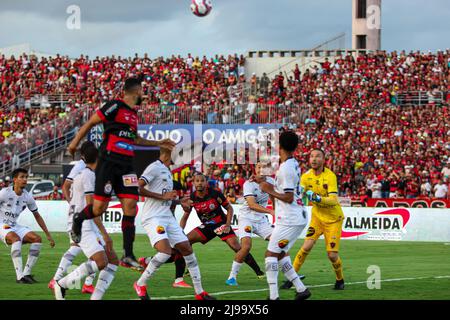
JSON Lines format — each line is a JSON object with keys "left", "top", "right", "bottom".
{"left": 301, "top": 168, "right": 344, "bottom": 223}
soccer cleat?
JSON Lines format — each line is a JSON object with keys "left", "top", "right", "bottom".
{"left": 195, "top": 291, "right": 216, "bottom": 300}
{"left": 280, "top": 274, "right": 306, "bottom": 290}
{"left": 172, "top": 280, "right": 192, "bottom": 288}
{"left": 266, "top": 296, "right": 280, "bottom": 300}
{"left": 16, "top": 277, "right": 33, "bottom": 284}
{"left": 82, "top": 284, "right": 95, "bottom": 294}
{"left": 294, "top": 288, "right": 311, "bottom": 301}
{"left": 138, "top": 257, "right": 149, "bottom": 269}
{"left": 23, "top": 275, "right": 38, "bottom": 283}
{"left": 280, "top": 280, "right": 293, "bottom": 290}
{"left": 120, "top": 256, "right": 144, "bottom": 272}
{"left": 48, "top": 278, "right": 55, "bottom": 289}
{"left": 225, "top": 278, "right": 238, "bottom": 286}
{"left": 256, "top": 271, "right": 266, "bottom": 279}
{"left": 54, "top": 281, "right": 66, "bottom": 300}
{"left": 70, "top": 212, "right": 83, "bottom": 244}
{"left": 133, "top": 282, "right": 150, "bottom": 300}
{"left": 334, "top": 279, "right": 345, "bottom": 290}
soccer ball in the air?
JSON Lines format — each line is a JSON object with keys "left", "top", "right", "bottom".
{"left": 191, "top": 0, "right": 213, "bottom": 17}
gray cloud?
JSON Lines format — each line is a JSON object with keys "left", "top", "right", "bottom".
{"left": 0, "top": 0, "right": 448, "bottom": 58}
{"left": 0, "top": 0, "right": 182, "bottom": 22}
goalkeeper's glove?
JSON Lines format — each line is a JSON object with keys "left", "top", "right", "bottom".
{"left": 306, "top": 190, "right": 322, "bottom": 203}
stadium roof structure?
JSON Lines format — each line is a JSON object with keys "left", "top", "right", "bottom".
{"left": 0, "top": 43, "right": 54, "bottom": 59}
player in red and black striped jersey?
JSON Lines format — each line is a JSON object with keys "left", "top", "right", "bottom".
{"left": 179, "top": 173, "right": 265, "bottom": 279}
{"left": 67, "top": 78, "right": 175, "bottom": 271}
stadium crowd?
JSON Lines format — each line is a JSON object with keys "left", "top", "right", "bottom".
{"left": 0, "top": 50, "right": 449, "bottom": 199}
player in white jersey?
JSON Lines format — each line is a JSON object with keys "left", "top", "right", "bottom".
{"left": 0, "top": 168, "right": 55, "bottom": 284}
{"left": 225, "top": 162, "right": 275, "bottom": 286}
{"left": 53, "top": 145, "right": 119, "bottom": 300}
{"left": 258, "top": 130, "right": 311, "bottom": 300}
{"left": 133, "top": 147, "right": 215, "bottom": 300}
{"left": 49, "top": 141, "right": 96, "bottom": 293}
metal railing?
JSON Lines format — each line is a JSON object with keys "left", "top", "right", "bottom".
{"left": 1, "top": 93, "right": 77, "bottom": 110}
{"left": 247, "top": 49, "right": 375, "bottom": 59}
{"left": 126, "top": 102, "right": 304, "bottom": 125}
{"left": 0, "top": 106, "right": 90, "bottom": 178}
{"left": 0, "top": 129, "right": 77, "bottom": 178}
{"left": 396, "top": 91, "right": 445, "bottom": 107}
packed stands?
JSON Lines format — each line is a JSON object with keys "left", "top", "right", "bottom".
{"left": 0, "top": 50, "right": 448, "bottom": 198}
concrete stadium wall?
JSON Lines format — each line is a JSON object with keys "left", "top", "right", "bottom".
{"left": 16, "top": 201, "right": 450, "bottom": 242}
{"left": 245, "top": 56, "right": 328, "bottom": 80}
{"left": 244, "top": 49, "right": 374, "bottom": 80}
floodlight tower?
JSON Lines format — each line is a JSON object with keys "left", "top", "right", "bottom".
{"left": 352, "top": 0, "right": 381, "bottom": 50}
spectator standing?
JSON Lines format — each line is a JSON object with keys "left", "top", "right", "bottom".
{"left": 47, "top": 186, "right": 63, "bottom": 200}
{"left": 434, "top": 180, "right": 448, "bottom": 199}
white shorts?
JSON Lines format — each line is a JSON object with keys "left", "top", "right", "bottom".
{"left": 238, "top": 217, "right": 274, "bottom": 240}
{"left": 78, "top": 229, "right": 105, "bottom": 259}
{"left": 0, "top": 224, "right": 32, "bottom": 244}
{"left": 267, "top": 224, "right": 307, "bottom": 254}
{"left": 143, "top": 216, "right": 188, "bottom": 248}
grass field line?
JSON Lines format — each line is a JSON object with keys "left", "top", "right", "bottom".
{"left": 147, "top": 275, "right": 450, "bottom": 300}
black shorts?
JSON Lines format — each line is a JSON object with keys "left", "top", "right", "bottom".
{"left": 193, "top": 220, "right": 236, "bottom": 244}
{"left": 94, "top": 157, "right": 139, "bottom": 202}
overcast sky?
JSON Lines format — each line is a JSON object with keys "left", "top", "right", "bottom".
{"left": 0, "top": 0, "right": 449, "bottom": 58}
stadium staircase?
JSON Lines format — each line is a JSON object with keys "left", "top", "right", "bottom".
{"left": 0, "top": 102, "right": 91, "bottom": 178}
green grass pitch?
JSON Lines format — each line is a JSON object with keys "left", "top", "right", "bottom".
{"left": 1, "top": 233, "right": 449, "bottom": 300}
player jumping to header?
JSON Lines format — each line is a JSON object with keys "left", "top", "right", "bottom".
{"left": 67, "top": 77, "right": 175, "bottom": 271}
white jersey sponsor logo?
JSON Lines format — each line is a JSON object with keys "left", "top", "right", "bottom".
{"left": 0, "top": 187, "right": 38, "bottom": 227}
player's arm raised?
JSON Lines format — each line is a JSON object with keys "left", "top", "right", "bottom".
{"left": 67, "top": 113, "right": 103, "bottom": 157}
{"left": 135, "top": 136, "right": 176, "bottom": 151}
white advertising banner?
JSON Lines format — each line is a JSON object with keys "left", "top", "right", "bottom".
{"left": 16, "top": 202, "right": 450, "bottom": 242}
